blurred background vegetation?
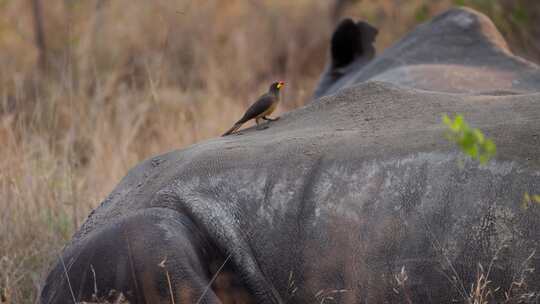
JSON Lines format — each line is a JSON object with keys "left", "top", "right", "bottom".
{"left": 0, "top": 0, "right": 538, "bottom": 302}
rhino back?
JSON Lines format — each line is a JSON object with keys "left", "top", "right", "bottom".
{"left": 73, "top": 82, "right": 540, "bottom": 302}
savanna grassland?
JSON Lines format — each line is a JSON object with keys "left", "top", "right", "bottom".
{"left": 1, "top": 0, "right": 538, "bottom": 302}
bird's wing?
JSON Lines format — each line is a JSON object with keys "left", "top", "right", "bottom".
{"left": 238, "top": 93, "right": 276, "bottom": 123}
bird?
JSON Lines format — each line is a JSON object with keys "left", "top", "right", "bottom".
{"left": 222, "top": 81, "right": 285, "bottom": 136}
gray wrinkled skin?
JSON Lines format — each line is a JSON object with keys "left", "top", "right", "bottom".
{"left": 41, "top": 7, "right": 540, "bottom": 304}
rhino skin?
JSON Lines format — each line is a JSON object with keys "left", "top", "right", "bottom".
{"left": 40, "top": 7, "right": 540, "bottom": 304}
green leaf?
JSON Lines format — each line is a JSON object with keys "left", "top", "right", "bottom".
{"left": 473, "top": 129, "right": 485, "bottom": 143}
{"left": 460, "top": 131, "right": 475, "bottom": 150}
{"left": 442, "top": 114, "right": 452, "bottom": 127}
{"left": 484, "top": 140, "right": 496, "bottom": 154}
{"left": 441, "top": 114, "right": 496, "bottom": 165}
{"left": 453, "top": 115, "right": 464, "bottom": 131}
{"left": 522, "top": 192, "right": 531, "bottom": 210}
{"left": 478, "top": 154, "right": 488, "bottom": 165}
{"left": 465, "top": 144, "right": 479, "bottom": 158}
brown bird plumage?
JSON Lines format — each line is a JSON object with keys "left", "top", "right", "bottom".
{"left": 222, "top": 81, "right": 285, "bottom": 136}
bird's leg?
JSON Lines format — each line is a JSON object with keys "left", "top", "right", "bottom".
{"left": 262, "top": 116, "right": 280, "bottom": 121}
{"left": 256, "top": 118, "right": 269, "bottom": 130}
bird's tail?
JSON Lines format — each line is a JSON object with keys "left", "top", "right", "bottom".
{"left": 222, "top": 122, "right": 243, "bottom": 136}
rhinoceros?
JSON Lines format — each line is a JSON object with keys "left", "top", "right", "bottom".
{"left": 40, "top": 7, "right": 540, "bottom": 304}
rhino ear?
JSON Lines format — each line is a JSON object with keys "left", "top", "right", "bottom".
{"left": 356, "top": 21, "right": 378, "bottom": 48}
{"left": 331, "top": 19, "right": 378, "bottom": 69}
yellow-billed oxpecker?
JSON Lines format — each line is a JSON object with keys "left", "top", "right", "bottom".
{"left": 222, "top": 81, "right": 285, "bottom": 136}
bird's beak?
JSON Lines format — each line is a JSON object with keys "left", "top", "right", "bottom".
{"left": 277, "top": 82, "right": 285, "bottom": 89}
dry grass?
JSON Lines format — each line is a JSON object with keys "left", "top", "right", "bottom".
{"left": 0, "top": 0, "right": 538, "bottom": 302}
